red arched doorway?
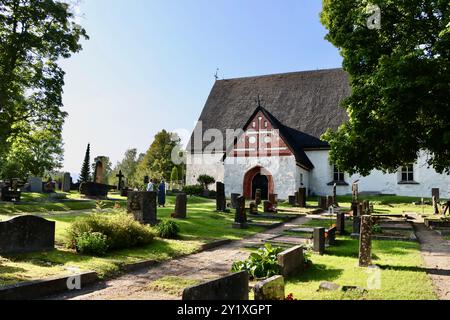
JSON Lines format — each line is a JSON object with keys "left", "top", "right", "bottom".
{"left": 243, "top": 166, "right": 274, "bottom": 200}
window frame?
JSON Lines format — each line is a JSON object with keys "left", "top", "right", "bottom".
{"left": 333, "top": 165, "right": 345, "bottom": 183}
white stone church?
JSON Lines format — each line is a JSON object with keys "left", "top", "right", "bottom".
{"left": 186, "top": 68, "right": 450, "bottom": 200}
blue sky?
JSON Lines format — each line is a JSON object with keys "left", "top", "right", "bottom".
{"left": 60, "top": 0, "right": 343, "bottom": 175}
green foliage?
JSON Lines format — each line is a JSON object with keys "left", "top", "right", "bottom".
{"left": 75, "top": 232, "right": 109, "bottom": 256}
{"left": 231, "top": 244, "right": 283, "bottom": 279}
{"left": 80, "top": 144, "right": 91, "bottom": 183}
{"left": 372, "top": 224, "right": 383, "bottom": 234}
{"left": 155, "top": 219, "right": 180, "bottom": 239}
{"left": 183, "top": 184, "right": 204, "bottom": 197}
{"left": 66, "top": 213, "right": 154, "bottom": 252}
{"left": 0, "top": 0, "right": 88, "bottom": 173}
{"left": 111, "top": 149, "right": 143, "bottom": 188}
{"left": 321, "top": 0, "right": 450, "bottom": 175}
{"left": 197, "top": 174, "right": 216, "bottom": 190}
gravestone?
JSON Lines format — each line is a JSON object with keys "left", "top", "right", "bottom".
{"left": 62, "top": 173, "right": 71, "bottom": 193}
{"left": 313, "top": 228, "right": 326, "bottom": 255}
{"left": 263, "top": 201, "right": 277, "bottom": 213}
{"left": 336, "top": 212, "right": 346, "bottom": 235}
{"left": 233, "top": 196, "right": 248, "bottom": 229}
{"left": 28, "top": 177, "right": 43, "bottom": 193}
{"left": 249, "top": 202, "right": 259, "bottom": 215}
{"left": 255, "top": 189, "right": 262, "bottom": 206}
{"left": 182, "top": 271, "right": 249, "bottom": 300}
{"left": 1, "top": 180, "right": 22, "bottom": 202}
{"left": 269, "top": 194, "right": 278, "bottom": 206}
{"left": 43, "top": 180, "right": 56, "bottom": 194}
{"left": 116, "top": 170, "right": 125, "bottom": 191}
{"left": 93, "top": 160, "right": 104, "bottom": 184}
{"left": 363, "top": 200, "right": 370, "bottom": 215}
{"left": 216, "top": 182, "right": 226, "bottom": 212}
{"left": 254, "top": 276, "right": 285, "bottom": 301}
{"left": 327, "top": 226, "right": 337, "bottom": 245}
{"left": 432, "top": 196, "right": 440, "bottom": 215}
{"left": 352, "top": 182, "right": 359, "bottom": 202}
{"left": 351, "top": 202, "right": 358, "bottom": 217}
{"left": 288, "top": 196, "right": 296, "bottom": 206}
{"left": 352, "top": 216, "right": 361, "bottom": 235}
{"left": 327, "top": 196, "right": 334, "bottom": 209}
{"left": 432, "top": 188, "right": 440, "bottom": 202}
{"left": 277, "top": 246, "right": 304, "bottom": 277}
{"left": 127, "top": 191, "right": 157, "bottom": 226}
{"left": 0, "top": 216, "right": 55, "bottom": 254}
{"left": 357, "top": 203, "right": 364, "bottom": 216}
{"left": 172, "top": 193, "right": 187, "bottom": 219}
{"left": 298, "top": 188, "right": 307, "bottom": 208}
{"left": 79, "top": 182, "right": 108, "bottom": 199}
{"left": 318, "top": 197, "right": 328, "bottom": 210}
{"left": 333, "top": 183, "right": 338, "bottom": 206}
{"left": 231, "top": 193, "right": 240, "bottom": 209}
{"left": 359, "top": 215, "right": 373, "bottom": 267}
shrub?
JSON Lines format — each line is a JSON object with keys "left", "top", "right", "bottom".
{"left": 197, "top": 174, "right": 215, "bottom": 190}
{"left": 231, "top": 244, "right": 283, "bottom": 279}
{"left": 67, "top": 213, "right": 154, "bottom": 252}
{"left": 75, "top": 232, "right": 109, "bottom": 256}
{"left": 156, "top": 220, "right": 180, "bottom": 239}
{"left": 183, "top": 184, "right": 203, "bottom": 197}
{"left": 372, "top": 224, "right": 383, "bottom": 234}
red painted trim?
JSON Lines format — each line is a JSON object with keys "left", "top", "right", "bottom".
{"left": 243, "top": 166, "right": 275, "bottom": 200}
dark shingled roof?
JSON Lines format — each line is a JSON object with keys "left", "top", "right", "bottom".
{"left": 188, "top": 68, "right": 351, "bottom": 153}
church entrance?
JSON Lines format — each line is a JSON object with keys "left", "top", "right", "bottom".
{"left": 251, "top": 174, "right": 269, "bottom": 200}
{"left": 243, "top": 166, "right": 274, "bottom": 200}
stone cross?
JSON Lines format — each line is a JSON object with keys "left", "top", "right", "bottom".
{"left": 359, "top": 215, "right": 373, "bottom": 267}
{"left": 116, "top": 170, "right": 125, "bottom": 191}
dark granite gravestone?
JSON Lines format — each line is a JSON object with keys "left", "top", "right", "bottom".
{"left": 327, "top": 226, "right": 337, "bottom": 245}
{"left": 0, "top": 216, "right": 55, "bottom": 254}
{"left": 351, "top": 202, "right": 358, "bottom": 217}
{"left": 288, "top": 196, "right": 296, "bottom": 206}
{"left": 62, "top": 173, "right": 71, "bottom": 193}
{"left": 231, "top": 193, "right": 240, "bottom": 209}
{"left": 277, "top": 246, "right": 304, "bottom": 277}
{"left": 182, "top": 271, "right": 249, "bottom": 300}
{"left": 298, "top": 188, "right": 307, "bottom": 208}
{"left": 313, "top": 228, "right": 326, "bottom": 255}
{"left": 269, "top": 194, "right": 278, "bottom": 206}
{"left": 249, "top": 202, "right": 259, "bottom": 215}
{"left": 432, "top": 196, "right": 440, "bottom": 215}
{"left": 0, "top": 182, "right": 21, "bottom": 202}
{"left": 318, "top": 197, "right": 328, "bottom": 210}
{"left": 263, "top": 201, "right": 277, "bottom": 213}
{"left": 216, "top": 182, "right": 226, "bottom": 212}
{"left": 255, "top": 189, "right": 262, "bottom": 206}
{"left": 79, "top": 182, "right": 109, "bottom": 199}
{"left": 116, "top": 170, "right": 125, "bottom": 191}
{"left": 233, "top": 196, "right": 248, "bottom": 229}
{"left": 353, "top": 216, "right": 361, "bottom": 235}
{"left": 333, "top": 183, "right": 338, "bottom": 206}
{"left": 336, "top": 212, "right": 346, "bottom": 235}
{"left": 359, "top": 216, "right": 373, "bottom": 267}
{"left": 127, "top": 191, "right": 157, "bottom": 226}
{"left": 172, "top": 193, "right": 187, "bottom": 219}
{"left": 432, "top": 188, "right": 440, "bottom": 202}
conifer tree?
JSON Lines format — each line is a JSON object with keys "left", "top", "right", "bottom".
{"left": 80, "top": 144, "right": 91, "bottom": 183}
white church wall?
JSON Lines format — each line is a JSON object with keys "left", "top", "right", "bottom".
{"left": 306, "top": 150, "right": 450, "bottom": 197}
{"left": 186, "top": 153, "right": 225, "bottom": 190}
{"left": 295, "top": 166, "right": 310, "bottom": 195}
{"left": 224, "top": 155, "right": 298, "bottom": 200}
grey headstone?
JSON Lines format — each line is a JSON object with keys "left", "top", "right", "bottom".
{"left": 319, "top": 282, "right": 341, "bottom": 291}
{"left": 277, "top": 245, "right": 304, "bottom": 277}
{"left": 28, "top": 177, "right": 43, "bottom": 193}
{"left": 0, "top": 216, "right": 55, "bottom": 254}
{"left": 182, "top": 271, "right": 249, "bottom": 300}
{"left": 313, "top": 228, "right": 326, "bottom": 255}
{"left": 254, "top": 276, "right": 285, "bottom": 301}
{"left": 127, "top": 191, "right": 157, "bottom": 226}
{"left": 62, "top": 173, "right": 71, "bottom": 193}
{"left": 216, "top": 182, "right": 226, "bottom": 212}
{"left": 172, "top": 193, "right": 187, "bottom": 219}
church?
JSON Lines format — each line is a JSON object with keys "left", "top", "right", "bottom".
{"left": 186, "top": 68, "right": 449, "bottom": 200}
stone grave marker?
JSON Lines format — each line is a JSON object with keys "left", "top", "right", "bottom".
{"left": 277, "top": 246, "right": 304, "bottom": 277}
{"left": 432, "top": 188, "right": 440, "bottom": 202}
{"left": 359, "top": 215, "right": 373, "bottom": 267}
{"left": 318, "top": 197, "right": 328, "bottom": 210}
{"left": 352, "top": 182, "right": 359, "bottom": 202}
{"left": 333, "top": 183, "right": 338, "bottom": 206}
{"left": 249, "top": 202, "right": 259, "bottom": 215}
{"left": 313, "top": 227, "right": 326, "bottom": 255}
{"left": 0, "top": 216, "right": 55, "bottom": 254}
{"left": 298, "top": 188, "right": 307, "bottom": 208}
{"left": 116, "top": 170, "right": 125, "bottom": 191}
{"left": 255, "top": 189, "right": 262, "bottom": 206}
{"left": 327, "top": 226, "right": 337, "bottom": 246}
{"left": 216, "top": 182, "right": 226, "bottom": 212}
{"left": 182, "top": 271, "right": 249, "bottom": 300}
{"left": 288, "top": 196, "right": 296, "bottom": 206}
{"left": 263, "top": 201, "right": 277, "bottom": 213}
{"left": 28, "top": 177, "right": 43, "bottom": 193}
{"left": 432, "top": 195, "right": 440, "bottom": 215}
{"left": 62, "top": 173, "right": 71, "bottom": 193}
{"left": 327, "top": 196, "right": 334, "bottom": 209}
{"left": 336, "top": 212, "right": 346, "bottom": 235}
{"left": 231, "top": 193, "right": 240, "bottom": 209}
{"left": 351, "top": 202, "right": 358, "bottom": 217}
{"left": 353, "top": 216, "right": 361, "bottom": 235}
{"left": 127, "top": 191, "right": 157, "bottom": 226}
{"left": 254, "top": 276, "right": 285, "bottom": 301}
{"left": 269, "top": 194, "right": 278, "bottom": 206}
{"left": 172, "top": 193, "right": 187, "bottom": 219}
{"left": 233, "top": 196, "right": 248, "bottom": 229}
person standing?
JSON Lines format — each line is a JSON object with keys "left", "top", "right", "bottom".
{"left": 146, "top": 178, "right": 154, "bottom": 192}
{"left": 158, "top": 180, "right": 166, "bottom": 207}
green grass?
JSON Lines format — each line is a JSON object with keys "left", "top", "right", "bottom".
{"left": 285, "top": 237, "right": 437, "bottom": 300}
{"left": 0, "top": 196, "right": 265, "bottom": 287}
{"left": 146, "top": 276, "right": 202, "bottom": 296}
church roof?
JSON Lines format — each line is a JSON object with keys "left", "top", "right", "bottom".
{"left": 188, "top": 68, "right": 351, "bottom": 153}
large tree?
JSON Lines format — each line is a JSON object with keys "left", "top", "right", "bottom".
{"left": 0, "top": 0, "right": 88, "bottom": 173}
{"left": 321, "top": 0, "right": 450, "bottom": 176}
{"left": 79, "top": 143, "right": 91, "bottom": 183}
{"left": 110, "top": 148, "right": 143, "bottom": 188}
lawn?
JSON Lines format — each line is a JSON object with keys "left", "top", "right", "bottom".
{"left": 284, "top": 236, "right": 437, "bottom": 300}
{"left": 0, "top": 196, "right": 265, "bottom": 288}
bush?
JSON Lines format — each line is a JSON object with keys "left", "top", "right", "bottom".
{"left": 197, "top": 174, "right": 216, "bottom": 190}
{"left": 67, "top": 213, "right": 154, "bottom": 252}
{"left": 75, "top": 232, "right": 109, "bottom": 256}
{"left": 156, "top": 220, "right": 180, "bottom": 239}
{"left": 231, "top": 244, "right": 283, "bottom": 279}
{"left": 183, "top": 184, "right": 203, "bottom": 197}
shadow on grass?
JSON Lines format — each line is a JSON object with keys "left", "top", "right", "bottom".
{"left": 376, "top": 264, "right": 450, "bottom": 276}
{"left": 287, "top": 263, "right": 344, "bottom": 283}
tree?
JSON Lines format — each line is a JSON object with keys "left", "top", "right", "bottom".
{"left": 79, "top": 143, "right": 91, "bottom": 183}
{"left": 321, "top": 0, "right": 450, "bottom": 176}
{"left": 136, "top": 130, "right": 182, "bottom": 184}
{"left": 111, "top": 148, "right": 142, "bottom": 188}
{"left": 0, "top": 0, "right": 88, "bottom": 169}
{"left": 197, "top": 174, "right": 215, "bottom": 191}
{"left": 170, "top": 166, "right": 178, "bottom": 189}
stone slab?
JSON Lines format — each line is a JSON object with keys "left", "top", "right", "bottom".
{"left": 254, "top": 276, "right": 285, "bottom": 301}
{"left": 277, "top": 246, "right": 304, "bottom": 277}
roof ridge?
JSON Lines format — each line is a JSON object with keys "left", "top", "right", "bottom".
{"left": 217, "top": 68, "right": 344, "bottom": 82}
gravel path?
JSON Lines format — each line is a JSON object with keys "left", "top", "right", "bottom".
{"left": 414, "top": 223, "right": 450, "bottom": 300}
{"left": 48, "top": 216, "right": 308, "bottom": 300}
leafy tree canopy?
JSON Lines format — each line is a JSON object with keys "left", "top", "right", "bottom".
{"left": 321, "top": 0, "right": 450, "bottom": 176}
